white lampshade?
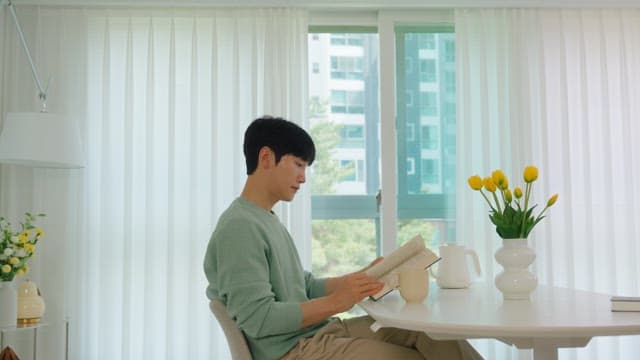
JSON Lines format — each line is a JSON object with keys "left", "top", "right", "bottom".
{"left": 0, "top": 112, "right": 85, "bottom": 168}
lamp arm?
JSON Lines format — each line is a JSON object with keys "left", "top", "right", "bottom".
{"left": 7, "top": 0, "right": 48, "bottom": 111}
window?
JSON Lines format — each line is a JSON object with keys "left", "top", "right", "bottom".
{"left": 421, "top": 159, "right": 440, "bottom": 184}
{"left": 308, "top": 30, "right": 380, "bottom": 283}
{"left": 406, "top": 90, "right": 414, "bottom": 107}
{"left": 419, "top": 59, "right": 436, "bottom": 82}
{"left": 331, "top": 56, "right": 364, "bottom": 80}
{"left": 330, "top": 34, "right": 365, "bottom": 46}
{"left": 331, "top": 90, "right": 364, "bottom": 114}
{"left": 396, "top": 26, "right": 456, "bottom": 247}
{"left": 407, "top": 157, "right": 415, "bottom": 175}
{"left": 420, "top": 125, "right": 439, "bottom": 150}
{"left": 419, "top": 34, "right": 436, "bottom": 50}
{"left": 312, "top": 62, "right": 320, "bottom": 74}
{"left": 309, "top": 24, "right": 455, "bottom": 273}
{"left": 339, "top": 124, "right": 365, "bottom": 148}
{"left": 420, "top": 91, "right": 438, "bottom": 116}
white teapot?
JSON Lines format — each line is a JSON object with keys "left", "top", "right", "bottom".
{"left": 430, "top": 243, "right": 481, "bottom": 289}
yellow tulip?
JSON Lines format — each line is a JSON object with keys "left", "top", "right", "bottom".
{"left": 523, "top": 166, "right": 538, "bottom": 183}
{"left": 16, "top": 269, "right": 24, "bottom": 276}
{"left": 483, "top": 177, "right": 497, "bottom": 192}
{"left": 491, "top": 170, "right": 505, "bottom": 184}
{"left": 547, "top": 194, "right": 559, "bottom": 207}
{"left": 514, "top": 187, "right": 523, "bottom": 199}
{"left": 9, "top": 257, "right": 19, "bottom": 265}
{"left": 468, "top": 175, "right": 483, "bottom": 190}
{"left": 23, "top": 265, "right": 30, "bottom": 274}
{"left": 492, "top": 170, "right": 509, "bottom": 190}
{"left": 505, "top": 189, "right": 513, "bottom": 203}
{"left": 1, "top": 264, "right": 11, "bottom": 273}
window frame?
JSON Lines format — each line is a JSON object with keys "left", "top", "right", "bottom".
{"left": 309, "top": 11, "right": 455, "bottom": 257}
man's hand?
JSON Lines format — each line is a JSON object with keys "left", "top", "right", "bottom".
{"left": 300, "top": 257, "right": 385, "bottom": 328}
{"left": 329, "top": 272, "right": 384, "bottom": 313}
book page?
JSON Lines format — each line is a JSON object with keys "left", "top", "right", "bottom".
{"left": 365, "top": 235, "right": 425, "bottom": 279}
{"left": 365, "top": 235, "right": 440, "bottom": 301}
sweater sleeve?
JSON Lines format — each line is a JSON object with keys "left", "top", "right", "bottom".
{"left": 215, "top": 221, "right": 303, "bottom": 338}
{"left": 304, "top": 271, "right": 327, "bottom": 299}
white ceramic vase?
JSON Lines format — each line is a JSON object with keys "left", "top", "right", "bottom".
{"left": 494, "top": 238, "right": 538, "bottom": 300}
{"left": 0, "top": 280, "right": 18, "bottom": 327}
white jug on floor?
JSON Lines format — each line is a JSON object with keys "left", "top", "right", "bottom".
{"left": 430, "top": 243, "right": 481, "bottom": 289}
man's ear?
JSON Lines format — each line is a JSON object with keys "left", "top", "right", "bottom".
{"left": 257, "top": 146, "right": 275, "bottom": 169}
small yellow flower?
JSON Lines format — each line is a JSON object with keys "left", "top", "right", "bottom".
{"left": 483, "top": 177, "right": 497, "bottom": 192}
{"left": 24, "top": 243, "right": 35, "bottom": 254}
{"left": 505, "top": 189, "right": 513, "bottom": 203}
{"left": 1, "top": 264, "right": 11, "bottom": 273}
{"left": 523, "top": 166, "right": 539, "bottom": 183}
{"left": 514, "top": 187, "right": 523, "bottom": 199}
{"left": 547, "top": 194, "right": 559, "bottom": 207}
{"left": 9, "top": 257, "right": 20, "bottom": 265}
{"left": 21, "top": 230, "right": 31, "bottom": 238}
{"left": 23, "top": 265, "right": 30, "bottom": 274}
{"left": 35, "top": 228, "right": 45, "bottom": 237}
{"left": 468, "top": 175, "right": 483, "bottom": 190}
{"left": 16, "top": 269, "right": 24, "bottom": 276}
{"left": 18, "top": 233, "right": 28, "bottom": 243}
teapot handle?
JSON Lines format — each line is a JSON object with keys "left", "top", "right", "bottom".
{"left": 429, "top": 264, "right": 439, "bottom": 279}
{"left": 465, "top": 249, "right": 482, "bottom": 276}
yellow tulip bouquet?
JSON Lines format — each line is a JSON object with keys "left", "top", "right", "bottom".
{"left": 468, "top": 166, "right": 558, "bottom": 239}
{"left": 0, "top": 213, "right": 45, "bottom": 282}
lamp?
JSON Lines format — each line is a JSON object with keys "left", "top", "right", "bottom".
{"left": 0, "top": 0, "right": 84, "bottom": 168}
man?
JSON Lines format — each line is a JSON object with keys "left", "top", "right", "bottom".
{"left": 204, "top": 116, "right": 482, "bottom": 360}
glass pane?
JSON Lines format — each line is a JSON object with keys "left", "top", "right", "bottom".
{"left": 311, "top": 219, "right": 377, "bottom": 278}
{"left": 308, "top": 32, "right": 380, "bottom": 196}
{"left": 396, "top": 28, "right": 456, "bottom": 248}
{"left": 397, "top": 219, "right": 453, "bottom": 248}
{"left": 398, "top": 30, "right": 456, "bottom": 196}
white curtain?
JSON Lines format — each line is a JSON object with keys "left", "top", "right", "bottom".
{"left": 0, "top": 6, "right": 309, "bottom": 360}
{"left": 456, "top": 9, "right": 640, "bottom": 359}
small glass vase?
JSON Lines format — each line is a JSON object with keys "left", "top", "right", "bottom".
{"left": 494, "top": 238, "right": 538, "bottom": 300}
{"left": 0, "top": 280, "right": 18, "bottom": 327}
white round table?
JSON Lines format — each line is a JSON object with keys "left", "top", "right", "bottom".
{"left": 358, "top": 282, "right": 640, "bottom": 359}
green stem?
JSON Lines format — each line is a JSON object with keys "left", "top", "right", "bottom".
{"left": 491, "top": 191, "right": 502, "bottom": 214}
{"left": 479, "top": 190, "right": 497, "bottom": 213}
{"left": 519, "top": 182, "right": 531, "bottom": 237}
{"left": 533, "top": 204, "right": 550, "bottom": 223}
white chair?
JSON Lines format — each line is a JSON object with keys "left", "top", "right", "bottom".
{"left": 209, "top": 299, "right": 253, "bottom": 360}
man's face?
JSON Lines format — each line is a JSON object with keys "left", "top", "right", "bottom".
{"left": 271, "top": 154, "right": 308, "bottom": 202}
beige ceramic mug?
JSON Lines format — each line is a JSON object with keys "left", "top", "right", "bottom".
{"left": 399, "top": 268, "right": 429, "bottom": 303}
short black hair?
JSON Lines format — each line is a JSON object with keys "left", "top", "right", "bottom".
{"left": 243, "top": 116, "right": 316, "bottom": 175}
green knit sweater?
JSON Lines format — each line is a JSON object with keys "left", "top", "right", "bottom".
{"left": 204, "top": 197, "right": 329, "bottom": 360}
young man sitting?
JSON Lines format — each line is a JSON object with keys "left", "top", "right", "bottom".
{"left": 203, "top": 116, "right": 482, "bottom": 360}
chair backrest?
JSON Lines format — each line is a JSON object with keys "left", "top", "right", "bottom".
{"left": 209, "top": 299, "right": 253, "bottom": 360}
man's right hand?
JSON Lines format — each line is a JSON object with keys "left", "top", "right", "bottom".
{"left": 329, "top": 272, "right": 384, "bottom": 313}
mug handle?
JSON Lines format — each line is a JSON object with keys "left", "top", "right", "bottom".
{"left": 465, "top": 249, "right": 482, "bottom": 276}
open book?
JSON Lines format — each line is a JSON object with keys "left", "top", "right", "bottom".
{"left": 365, "top": 235, "right": 440, "bottom": 301}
